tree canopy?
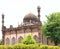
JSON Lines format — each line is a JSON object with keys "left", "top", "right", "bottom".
{"left": 42, "top": 12, "right": 60, "bottom": 45}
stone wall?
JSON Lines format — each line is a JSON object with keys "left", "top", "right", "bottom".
{"left": 5, "top": 30, "right": 40, "bottom": 45}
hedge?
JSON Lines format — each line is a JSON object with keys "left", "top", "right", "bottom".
{"left": 0, "top": 44, "right": 60, "bottom": 49}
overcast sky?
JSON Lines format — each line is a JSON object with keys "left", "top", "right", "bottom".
{"left": 0, "top": 0, "right": 60, "bottom": 39}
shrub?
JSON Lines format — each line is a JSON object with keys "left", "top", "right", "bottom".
{"left": 0, "top": 44, "right": 60, "bottom": 49}
{"left": 48, "top": 46, "right": 60, "bottom": 49}
{"left": 40, "top": 45, "right": 48, "bottom": 49}
{"left": 22, "top": 34, "right": 36, "bottom": 45}
{"left": 13, "top": 43, "right": 26, "bottom": 49}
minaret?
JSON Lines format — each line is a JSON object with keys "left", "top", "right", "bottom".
{"left": 37, "top": 6, "right": 41, "bottom": 21}
{"left": 2, "top": 14, "right": 4, "bottom": 28}
{"left": 37, "top": 6, "right": 42, "bottom": 43}
{"left": 2, "top": 14, "right": 5, "bottom": 45}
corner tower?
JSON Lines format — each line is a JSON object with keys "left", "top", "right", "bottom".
{"left": 2, "top": 14, "right": 5, "bottom": 45}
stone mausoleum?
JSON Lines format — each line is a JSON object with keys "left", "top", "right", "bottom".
{"left": 2, "top": 6, "right": 53, "bottom": 45}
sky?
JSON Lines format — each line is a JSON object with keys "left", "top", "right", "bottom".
{"left": 0, "top": 0, "right": 60, "bottom": 39}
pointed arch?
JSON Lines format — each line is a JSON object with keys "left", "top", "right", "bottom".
{"left": 11, "top": 37, "right": 16, "bottom": 45}
{"left": 6, "top": 38, "right": 10, "bottom": 44}
{"left": 33, "top": 35, "right": 39, "bottom": 43}
{"left": 18, "top": 36, "right": 23, "bottom": 43}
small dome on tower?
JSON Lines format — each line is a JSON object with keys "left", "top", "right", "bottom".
{"left": 2, "top": 13, "right": 4, "bottom": 18}
{"left": 37, "top": 6, "right": 41, "bottom": 9}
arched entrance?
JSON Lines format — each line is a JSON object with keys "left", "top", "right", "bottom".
{"left": 18, "top": 36, "right": 23, "bottom": 43}
{"left": 6, "top": 38, "right": 10, "bottom": 44}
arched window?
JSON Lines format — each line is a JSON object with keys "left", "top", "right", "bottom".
{"left": 33, "top": 35, "right": 39, "bottom": 43}
{"left": 6, "top": 38, "right": 10, "bottom": 44}
{"left": 18, "top": 36, "right": 23, "bottom": 43}
{"left": 12, "top": 37, "right": 16, "bottom": 45}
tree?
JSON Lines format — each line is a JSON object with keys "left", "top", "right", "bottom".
{"left": 22, "top": 34, "right": 36, "bottom": 45}
{"left": 42, "top": 12, "right": 60, "bottom": 45}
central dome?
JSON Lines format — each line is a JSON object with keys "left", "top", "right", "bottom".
{"left": 23, "top": 13, "right": 39, "bottom": 23}
{"left": 24, "top": 13, "right": 37, "bottom": 20}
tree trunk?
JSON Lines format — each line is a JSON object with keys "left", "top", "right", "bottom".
{"left": 54, "top": 41, "right": 58, "bottom": 46}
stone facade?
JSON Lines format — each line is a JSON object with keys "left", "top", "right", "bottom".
{"left": 2, "top": 6, "right": 49, "bottom": 45}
